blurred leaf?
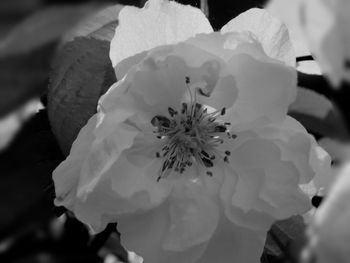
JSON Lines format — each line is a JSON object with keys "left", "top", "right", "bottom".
{"left": 0, "top": 4, "right": 103, "bottom": 57}
{"left": 0, "top": 110, "right": 63, "bottom": 240}
{"left": 264, "top": 215, "right": 306, "bottom": 262}
{"left": 290, "top": 74, "right": 349, "bottom": 139}
{"left": 64, "top": 4, "right": 123, "bottom": 42}
{"left": 0, "top": 44, "right": 53, "bottom": 118}
{"left": 0, "top": 4, "right": 112, "bottom": 118}
{"left": 48, "top": 37, "right": 116, "bottom": 155}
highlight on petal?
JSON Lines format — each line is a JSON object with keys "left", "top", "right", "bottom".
{"left": 299, "top": 0, "right": 350, "bottom": 87}
{"left": 110, "top": 0, "right": 213, "bottom": 79}
{"left": 221, "top": 8, "right": 295, "bottom": 66}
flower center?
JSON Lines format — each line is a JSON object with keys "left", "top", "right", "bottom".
{"left": 151, "top": 77, "right": 236, "bottom": 181}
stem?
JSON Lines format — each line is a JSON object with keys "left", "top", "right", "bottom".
{"left": 200, "top": 0, "right": 209, "bottom": 17}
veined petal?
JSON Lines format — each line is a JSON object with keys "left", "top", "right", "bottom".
{"left": 110, "top": 0, "right": 213, "bottom": 79}
{"left": 221, "top": 8, "right": 295, "bottom": 67}
{"left": 227, "top": 53, "right": 297, "bottom": 125}
{"left": 118, "top": 202, "right": 209, "bottom": 263}
{"left": 198, "top": 216, "right": 267, "bottom": 263}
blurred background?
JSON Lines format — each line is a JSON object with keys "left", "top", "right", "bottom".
{"left": 0, "top": 0, "right": 339, "bottom": 262}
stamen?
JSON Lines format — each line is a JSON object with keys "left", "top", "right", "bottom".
{"left": 152, "top": 77, "right": 237, "bottom": 181}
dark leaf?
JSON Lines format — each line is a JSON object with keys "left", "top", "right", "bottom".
{"left": 47, "top": 37, "right": 116, "bottom": 155}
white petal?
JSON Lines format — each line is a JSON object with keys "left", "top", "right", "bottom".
{"left": 255, "top": 116, "right": 332, "bottom": 184}
{"left": 266, "top": 0, "right": 310, "bottom": 57}
{"left": 221, "top": 8, "right": 295, "bottom": 66}
{"left": 198, "top": 216, "right": 267, "bottom": 263}
{"left": 110, "top": 0, "right": 213, "bottom": 79}
{"left": 163, "top": 180, "right": 219, "bottom": 251}
{"left": 227, "top": 53, "right": 297, "bottom": 126}
{"left": 53, "top": 115, "right": 97, "bottom": 209}
{"left": 118, "top": 202, "right": 209, "bottom": 263}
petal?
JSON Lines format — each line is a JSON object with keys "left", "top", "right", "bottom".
{"left": 53, "top": 115, "right": 97, "bottom": 209}
{"left": 221, "top": 8, "right": 295, "bottom": 66}
{"left": 255, "top": 116, "right": 332, "bottom": 184}
{"left": 226, "top": 53, "right": 297, "bottom": 125}
{"left": 118, "top": 202, "right": 209, "bottom": 263}
{"left": 299, "top": 0, "right": 345, "bottom": 86}
{"left": 266, "top": 0, "right": 310, "bottom": 57}
{"left": 110, "top": 0, "right": 213, "bottom": 79}
{"left": 72, "top": 154, "right": 172, "bottom": 232}
{"left": 163, "top": 180, "right": 219, "bottom": 251}
{"left": 198, "top": 216, "right": 267, "bottom": 263}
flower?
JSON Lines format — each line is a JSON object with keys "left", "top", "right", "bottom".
{"left": 299, "top": 0, "right": 350, "bottom": 87}
{"left": 53, "top": 1, "right": 331, "bottom": 262}
{"left": 307, "top": 163, "right": 350, "bottom": 263}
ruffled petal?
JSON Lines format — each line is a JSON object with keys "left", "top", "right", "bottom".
{"left": 255, "top": 116, "right": 331, "bottom": 184}
{"left": 220, "top": 131, "right": 312, "bottom": 229}
{"left": 110, "top": 0, "right": 213, "bottom": 79}
{"left": 198, "top": 216, "right": 267, "bottom": 263}
{"left": 118, "top": 202, "right": 209, "bottom": 263}
{"left": 71, "top": 152, "right": 172, "bottom": 232}
{"left": 221, "top": 8, "right": 295, "bottom": 66}
{"left": 226, "top": 53, "right": 297, "bottom": 125}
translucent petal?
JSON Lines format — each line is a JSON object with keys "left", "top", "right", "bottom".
{"left": 221, "top": 8, "right": 295, "bottom": 66}
{"left": 226, "top": 53, "right": 297, "bottom": 125}
{"left": 118, "top": 202, "right": 209, "bottom": 263}
{"left": 53, "top": 115, "right": 97, "bottom": 209}
{"left": 198, "top": 216, "right": 267, "bottom": 263}
{"left": 163, "top": 180, "right": 219, "bottom": 251}
{"left": 110, "top": 0, "right": 213, "bottom": 79}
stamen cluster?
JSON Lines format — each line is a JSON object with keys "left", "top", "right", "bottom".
{"left": 151, "top": 78, "right": 236, "bottom": 181}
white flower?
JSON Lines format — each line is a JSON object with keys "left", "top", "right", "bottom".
{"left": 308, "top": 163, "right": 350, "bottom": 263}
{"left": 299, "top": 0, "right": 350, "bottom": 87}
{"left": 53, "top": 1, "right": 330, "bottom": 262}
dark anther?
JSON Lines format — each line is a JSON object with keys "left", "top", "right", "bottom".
{"left": 214, "top": 125, "right": 227, "bottom": 132}
{"left": 156, "top": 152, "right": 160, "bottom": 158}
{"left": 185, "top": 76, "right": 190, "bottom": 84}
{"left": 225, "top": 150, "right": 231, "bottom": 156}
{"left": 221, "top": 107, "right": 226, "bottom": 115}
{"left": 201, "top": 150, "right": 210, "bottom": 158}
{"left": 206, "top": 171, "right": 213, "bottom": 177}
{"left": 201, "top": 157, "right": 214, "bottom": 168}
{"left": 198, "top": 88, "right": 210, "bottom": 97}
{"left": 224, "top": 156, "right": 229, "bottom": 163}
{"left": 168, "top": 107, "right": 177, "bottom": 117}
{"left": 151, "top": 115, "right": 171, "bottom": 128}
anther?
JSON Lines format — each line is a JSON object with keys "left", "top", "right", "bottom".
{"left": 221, "top": 107, "right": 226, "bottom": 116}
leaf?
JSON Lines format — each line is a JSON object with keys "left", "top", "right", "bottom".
{"left": 0, "top": 4, "right": 102, "bottom": 57}
{"left": 63, "top": 4, "right": 123, "bottom": 42}
{"left": 0, "top": 110, "right": 63, "bottom": 239}
{"left": 0, "top": 4, "right": 109, "bottom": 117}
{"left": 289, "top": 82, "right": 348, "bottom": 140}
{"left": 47, "top": 5, "right": 122, "bottom": 155}
{"left": 0, "top": 44, "right": 53, "bottom": 118}
{"left": 47, "top": 37, "right": 116, "bottom": 155}
{"left": 263, "top": 215, "right": 307, "bottom": 261}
